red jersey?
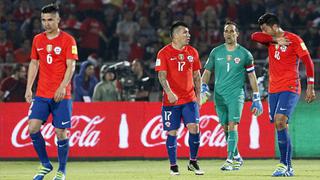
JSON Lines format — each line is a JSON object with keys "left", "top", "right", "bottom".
{"left": 155, "top": 44, "right": 201, "bottom": 106}
{"left": 30, "top": 30, "right": 78, "bottom": 99}
{"left": 267, "top": 32, "right": 309, "bottom": 94}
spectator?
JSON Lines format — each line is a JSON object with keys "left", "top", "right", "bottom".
{"left": 92, "top": 65, "right": 120, "bottom": 102}
{"left": 14, "top": 39, "right": 31, "bottom": 64}
{"left": 130, "top": 59, "right": 153, "bottom": 101}
{"left": 0, "top": 64, "right": 26, "bottom": 102}
{"left": 73, "top": 61, "right": 98, "bottom": 102}
{"left": 0, "top": 30, "right": 13, "bottom": 62}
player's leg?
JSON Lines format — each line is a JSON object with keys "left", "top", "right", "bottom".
{"left": 222, "top": 125, "right": 242, "bottom": 164}
{"left": 183, "top": 102, "right": 204, "bottom": 175}
{"left": 162, "top": 105, "right": 182, "bottom": 175}
{"left": 28, "top": 97, "right": 52, "bottom": 180}
{"left": 272, "top": 92, "right": 299, "bottom": 177}
{"left": 51, "top": 99, "right": 73, "bottom": 180}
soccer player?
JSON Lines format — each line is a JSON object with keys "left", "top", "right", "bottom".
{"left": 25, "top": 4, "right": 78, "bottom": 180}
{"left": 155, "top": 21, "right": 204, "bottom": 176}
{"left": 251, "top": 13, "right": 316, "bottom": 177}
{"left": 201, "top": 20, "right": 263, "bottom": 171}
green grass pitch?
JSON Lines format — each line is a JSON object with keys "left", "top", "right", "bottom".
{"left": 1, "top": 159, "right": 320, "bottom": 179}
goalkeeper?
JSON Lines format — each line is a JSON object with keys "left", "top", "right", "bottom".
{"left": 201, "top": 20, "right": 263, "bottom": 171}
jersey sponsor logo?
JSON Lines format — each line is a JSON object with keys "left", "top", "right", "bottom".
{"left": 37, "top": 48, "right": 44, "bottom": 51}
{"left": 46, "top": 44, "right": 53, "bottom": 53}
{"left": 300, "top": 42, "right": 307, "bottom": 51}
{"left": 156, "top": 58, "right": 161, "bottom": 66}
{"left": 170, "top": 57, "right": 177, "bottom": 61}
{"left": 178, "top": 54, "right": 184, "bottom": 61}
{"left": 187, "top": 55, "right": 194, "bottom": 62}
{"left": 54, "top": 46, "right": 62, "bottom": 55}
{"left": 72, "top": 45, "right": 78, "bottom": 55}
{"left": 234, "top": 57, "right": 241, "bottom": 64}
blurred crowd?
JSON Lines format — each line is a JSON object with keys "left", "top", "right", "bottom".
{"left": 0, "top": 0, "right": 320, "bottom": 102}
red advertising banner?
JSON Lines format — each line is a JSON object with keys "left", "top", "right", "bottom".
{"left": 0, "top": 102, "right": 274, "bottom": 158}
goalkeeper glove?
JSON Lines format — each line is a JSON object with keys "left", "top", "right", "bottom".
{"left": 250, "top": 92, "right": 263, "bottom": 116}
{"left": 200, "top": 83, "right": 211, "bottom": 105}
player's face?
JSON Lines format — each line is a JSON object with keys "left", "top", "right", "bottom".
{"left": 223, "top": 24, "right": 238, "bottom": 45}
{"left": 260, "top": 24, "right": 276, "bottom": 36}
{"left": 174, "top": 26, "right": 191, "bottom": 46}
{"left": 41, "top": 12, "right": 60, "bottom": 33}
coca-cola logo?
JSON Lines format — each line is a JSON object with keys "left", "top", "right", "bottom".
{"left": 141, "top": 115, "right": 226, "bottom": 148}
{"left": 11, "top": 115, "right": 105, "bottom": 148}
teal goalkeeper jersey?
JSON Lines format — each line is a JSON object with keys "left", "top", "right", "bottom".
{"left": 204, "top": 44, "right": 254, "bottom": 97}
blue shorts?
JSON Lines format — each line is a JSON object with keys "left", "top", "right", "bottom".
{"left": 268, "top": 91, "right": 300, "bottom": 123}
{"left": 28, "top": 96, "right": 73, "bottom": 128}
{"left": 161, "top": 102, "right": 199, "bottom": 131}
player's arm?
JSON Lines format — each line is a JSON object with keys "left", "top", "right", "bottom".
{"left": 251, "top": 32, "right": 290, "bottom": 46}
{"left": 247, "top": 69, "right": 263, "bottom": 116}
{"left": 25, "top": 59, "right": 39, "bottom": 103}
{"left": 54, "top": 59, "right": 76, "bottom": 102}
{"left": 301, "top": 54, "right": 316, "bottom": 103}
{"left": 200, "top": 69, "right": 212, "bottom": 105}
{"left": 193, "top": 70, "right": 201, "bottom": 106}
{"left": 158, "top": 70, "right": 177, "bottom": 104}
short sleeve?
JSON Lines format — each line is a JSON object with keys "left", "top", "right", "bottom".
{"left": 204, "top": 49, "right": 215, "bottom": 71}
{"left": 155, "top": 49, "right": 167, "bottom": 71}
{"left": 30, "top": 36, "right": 39, "bottom": 60}
{"left": 192, "top": 47, "right": 201, "bottom": 71}
{"left": 66, "top": 36, "right": 79, "bottom": 60}
{"left": 245, "top": 49, "right": 254, "bottom": 67}
{"left": 293, "top": 35, "right": 309, "bottom": 58}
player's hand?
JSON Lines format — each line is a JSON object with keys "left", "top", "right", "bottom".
{"left": 54, "top": 86, "right": 66, "bottom": 102}
{"left": 25, "top": 89, "right": 33, "bottom": 103}
{"left": 200, "top": 84, "right": 211, "bottom": 105}
{"left": 305, "top": 84, "right": 316, "bottom": 103}
{"left": 275, "top": 36, "right": 291, "bottom": 46}
{"left": 250, "top": 92, "right": 263, "bottom": 116}
{"left": 167, "top": 91, "right": 178, "bottom": 104}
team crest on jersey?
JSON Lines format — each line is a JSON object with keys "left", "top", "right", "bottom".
{"left": 227, "top": 55, "right": 232, "bottom": 61}
{"left": 178, "top": 54, "right": 184, "bottom": 61}
{"left": 46, "top": 44, "right": 53, "bottom": 53}
{"left": 165, "top": 122, "right": 171, "bottom": 127}
{"left": 280, "top": 45, "right": 287, "bottom": 52}
{"left": 187, "top": 55, "right": 194, "bottom": 62}
{"left": 234, "top": 57, "right": 241, "bottom": 64}
{"left": 54, "top": 47, "right": 62, "bottom": 55}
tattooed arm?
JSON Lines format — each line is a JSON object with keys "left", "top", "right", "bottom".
{"left": 193, "top": 70, "right": 201, "bottom": 105}
{"left": 158, "top": 71, "right": 178, "bottom": 104}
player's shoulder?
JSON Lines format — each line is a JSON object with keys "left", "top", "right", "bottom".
{"left": 32, "top": 32, "right": 46, "bottom": 41}
{"left": 210, "top": 44, "right": 225, "bottom": 54}
{"left": 157, "top": 44, "right": 172, "bottom": 56}
{"left": 237, "top": 44, "right": 252, "bottom": 54}
{"left": 185, "top": 45, "right": 198, "bottom": 52}
{"left": 60, "top": 30, "right": 76, "bottom": 41}
{"left": 285, "top": 31, "right": 303, "bottom": 42}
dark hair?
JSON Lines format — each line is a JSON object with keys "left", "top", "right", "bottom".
{"left": 13, "top": 64, "right": 24, "bottom": 73}
{"left": 170, "top": 21, "right": 188, "bottom": 38}
{"left": 224, "top": 20, "right": 239, "bottom": 32}
{"left": 41, "top": 3, "right": 59, "bottom": 14}
{"left": 258, "top": 13, "right": 280, "bottom": 26}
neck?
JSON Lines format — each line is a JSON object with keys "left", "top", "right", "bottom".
{"left": 225, "top": 43, "right": 237, "bottom": 51}
{"left": 172, "top": 42, "right": 185, "bottom": 50}
{"left": 46, "top": 29, "right": 60, "bottom": 39}
{"left": 275, "top": 28, "right": 285, "bottom": 37}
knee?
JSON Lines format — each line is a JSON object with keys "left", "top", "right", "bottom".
{"left": 228, "top": 122, "right": 238, "bottom": 131}
{"left": 28, "top": 121, "right": 41, "bottom": 134}
{"left": 275, "top": 114, "right": 288, "bottom": 130}
{"left": 187, "top": 123, "right": 199, "bottom": 134}
{"left": 55, "top": 128, "right": 67, "bottom": 140}
{"left": 167, "top": 130, "right": 177, "bottom": 136}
